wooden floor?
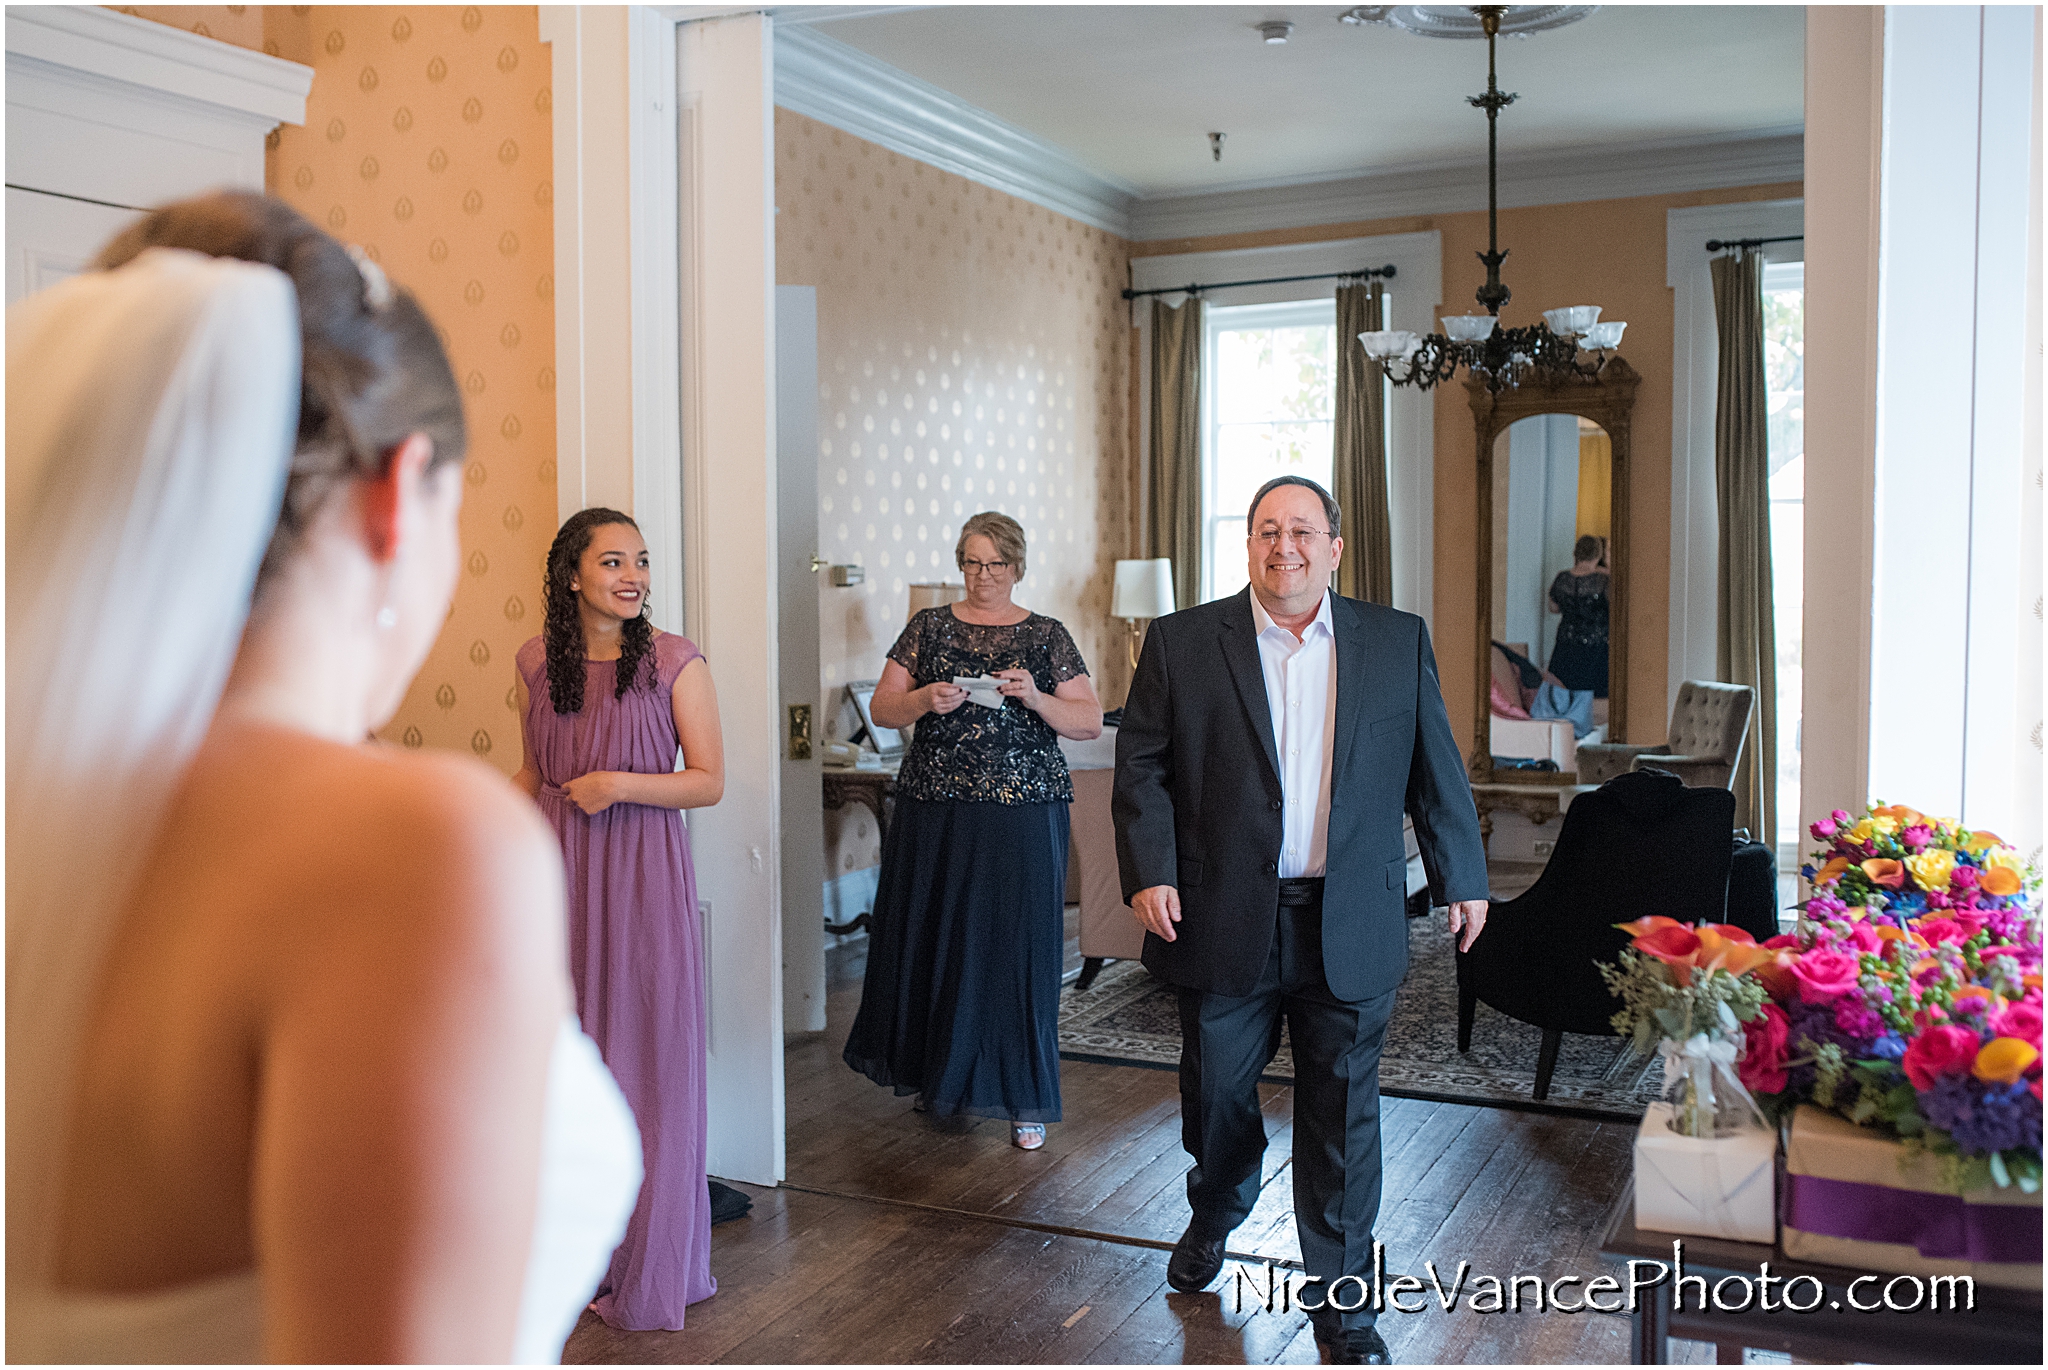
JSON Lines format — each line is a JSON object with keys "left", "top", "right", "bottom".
{"left": 565, "top": 888, "right": 1726, "bottom": 1365}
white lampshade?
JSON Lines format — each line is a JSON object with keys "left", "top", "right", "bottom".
{"left": 1440, "top": 314, "right": 1497, "bottom": 343}
{"left": 1357, "top": 329, "right": 1421, "bottom": 361}
{"left": 1112, "top": 558, "right": 1176, "bottom": 620}
{"left": 1542, "top": 305, "right": 1602, "bottom": 337}
{"left": 1581, "top": 320, "right": 1627, "bottom": 350}
{"left": 907, "top": 581, "right": 965, "bottom": 621}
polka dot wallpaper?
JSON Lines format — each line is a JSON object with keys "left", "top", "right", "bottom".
{"left": 775, "top": 110, "right": 1133, "bottom": 720}
{"left": 125, "top": 5, "right": 558, "bottom": 776}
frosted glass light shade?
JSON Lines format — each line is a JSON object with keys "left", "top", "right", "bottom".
{"left": 1440, "top": 315, "right": 1497, "bottom": 342}
{"left": 1357, "top": 329, "right": 1421, "bottom": 361}
{"left": 907, "top": 581, "right": 965, "bottom": 621}
{"left": 1581, "top": 320, "right": 1627, "bottom": 350}
{"left": 1542, "top": 305, "right": 1602, "bottom": 337}
{"left": 1112, "top": 558, "right": 1176, "bottom": 619}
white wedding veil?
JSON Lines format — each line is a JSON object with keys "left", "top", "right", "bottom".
{"left": 6, "top": 248, "right": 300, "bottom": 1347}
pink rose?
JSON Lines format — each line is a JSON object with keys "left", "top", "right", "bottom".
{"left": 1790, "top": 948, "right": 1862, "bottom": 1004}
{"left": 1902, "top": 824, "right": 1933, "bottom": 849}
{"left": 1739, "top": 1003, "right": 1791, "bottom": 1094}
{"left": 1813, "top": 817, "right": 1839, "bottom": 839}
{"left": 1844, "top": 921, "right": 1881, "bottom": 954}
{"left": 1953, "top": 906, "right": 1989, "bottom": 938}
{"left": 1991, "top": 1001, "right": 2043, "bottom": 1048}
{"left": 1916, "top": 917, "right": 1966, "bottom": 945}
{"left": 1951, "top": 864, "right": 1979, "bottom": 890}
{"left": 1903, "top": 1024, "right": 1983, "bottom": 1090}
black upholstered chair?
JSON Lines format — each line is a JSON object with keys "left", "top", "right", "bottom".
{"left": 1454, "top": 768, "right": 1736, "bottom": 1100}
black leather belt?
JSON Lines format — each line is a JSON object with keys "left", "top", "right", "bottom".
{"left": 1276, "top": 877, "right": 1325, "bottom": 907}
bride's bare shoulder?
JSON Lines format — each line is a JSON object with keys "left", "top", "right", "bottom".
{"left": 183, "top": 724, "right": 563, "bottom": 948}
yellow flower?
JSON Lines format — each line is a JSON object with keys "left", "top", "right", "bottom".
{"left": 1905, "top": 850, "right": 1957, "bottom": 892}
{"left": 1983, "top": 847, "right": 2024, "bottom": 874}
{"left": 1973, "top": 1037, "right": 2040, "bottom": 1086}
{"left": 1850, "top": 816, "right": 1899, "bottom": 845}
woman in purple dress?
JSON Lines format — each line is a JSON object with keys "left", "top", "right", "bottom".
{"left": 513, "top": 508, "right": 725, "bottom": 1331}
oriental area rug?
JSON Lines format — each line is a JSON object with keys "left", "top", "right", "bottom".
{"left": 1056, "top": 914, "right": 1662, "bottom": 1121}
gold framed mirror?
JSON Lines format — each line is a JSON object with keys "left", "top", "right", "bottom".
{"left": 1467, "top": 356, "right": 1639, "bottom": 787}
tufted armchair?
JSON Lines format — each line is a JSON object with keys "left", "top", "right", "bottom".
{"left": 1576, "top": 680, "right": 1754, "bottom": 790}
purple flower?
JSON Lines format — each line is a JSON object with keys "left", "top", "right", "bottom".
{"left": 1917, "top": 1075, "right": 2044, "bottom": 1157}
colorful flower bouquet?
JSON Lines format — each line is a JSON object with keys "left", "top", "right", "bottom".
{"left": 1742, "top": 803, "right": 2042, "bottom": 1193}
{"left": 1599, "top": 919, "right": 1775, "bottom": 1137}
{"left": 1600, "top": 918, "right": 1781, "bottom": 1241}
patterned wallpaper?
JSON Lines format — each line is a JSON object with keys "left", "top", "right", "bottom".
{"left": 774, "top": 110, "right": 1133, "bottom": 879}
{"left": 125, "top": 5, "right": 558, "bottom": 776}
{"left": 775, "top": 110, "right": 1132, "bottom": 714}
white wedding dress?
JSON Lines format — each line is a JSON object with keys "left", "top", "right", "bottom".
{"left": 6, "top": 250, "right": 641, "bottom": 1363}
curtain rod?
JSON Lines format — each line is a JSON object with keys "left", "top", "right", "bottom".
{"left": 1120, "top": 265, "right": 1396, "bottom": 301}
{"left": 1704, "top": 234, "right": 1805, "bottom": 252}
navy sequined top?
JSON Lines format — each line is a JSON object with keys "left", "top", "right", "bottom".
{"left": 887, "top": 607, "right": 1088, "bottom": 805}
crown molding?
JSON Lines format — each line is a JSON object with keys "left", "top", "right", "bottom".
{"left": 1129, "top": 129, "right": 1804, "bottom": 242}
{"left": 772, "top": 27, "right": 1802, "bottom": 245}
{"left": 772, "top": 25, "right": 1139, "bottom": 236}
{"left": 6, "top": 5, "right": 311, "bottom": 126}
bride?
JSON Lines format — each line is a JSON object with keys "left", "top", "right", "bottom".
{"left": 6, "top": 192, "right": 639, "bottom": 1362}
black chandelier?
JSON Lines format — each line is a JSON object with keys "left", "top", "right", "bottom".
{"left": 1358, "top": 6, "right": 1626, "bottom": 393}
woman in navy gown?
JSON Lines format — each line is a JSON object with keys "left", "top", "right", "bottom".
{"left": 843, "top": 512, "right": 1102, "bottom": 1149}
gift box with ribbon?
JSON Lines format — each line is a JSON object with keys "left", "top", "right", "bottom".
{"left": 1634, "top": 1101, "right": 1777, "bottom": 1242}
{"left": 1782, "top": 1105, "right": 2042, "bottom": 1291}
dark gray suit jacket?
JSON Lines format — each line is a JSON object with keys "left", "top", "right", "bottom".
{"left": 1112, "top": 587, "right": 1487, "bottom": 1002}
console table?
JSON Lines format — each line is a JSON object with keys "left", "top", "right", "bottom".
{"left": 820, "top": 759, "right": 897, "bottom": 935}
{"left": 1469, "top": 781, "right": 1595, "bottom": 856}
{"left": 1598, "top": 1184, "right": 2042, "bottom": 1364}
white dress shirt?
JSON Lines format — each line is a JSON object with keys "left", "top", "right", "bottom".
{"left": 1249, "top": 589, "right": 1338, "bottom": 878}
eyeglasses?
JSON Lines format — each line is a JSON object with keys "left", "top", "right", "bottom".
{"left": 1252, "top": 527, "right": 1332, "bottom": 548}
{"left": 960, "top": 558, "right": 1011, "bottom": 576}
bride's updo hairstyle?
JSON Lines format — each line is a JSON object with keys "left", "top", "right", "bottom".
{"left": 93, "top": 190, "right": 466, "bottom": 593}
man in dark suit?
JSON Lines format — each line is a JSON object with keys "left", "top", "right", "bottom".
{"left": 1113, "top": 476, "right": 1488, "bottom": 1365}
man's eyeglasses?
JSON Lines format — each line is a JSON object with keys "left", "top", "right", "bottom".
{"left": 960, "top": 558, "right": 1011, "bottom": 576}
{"left": 1252, "top": 527, "right": 1332, "bottom": 548}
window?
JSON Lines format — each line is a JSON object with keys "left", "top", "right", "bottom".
{"left": 1763, "top": 261, "right": 1804, "bottom": 851}
{"left": 1201, "top": 300, "right": 1337, "bottom": 603}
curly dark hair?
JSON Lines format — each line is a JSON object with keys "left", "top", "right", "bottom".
{"left": 542, "top": 508, "right": 655, "bottom": 715}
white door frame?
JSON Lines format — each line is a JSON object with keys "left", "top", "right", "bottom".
{"left": 540, "top": 5, "right": 785, "bottom": 1185}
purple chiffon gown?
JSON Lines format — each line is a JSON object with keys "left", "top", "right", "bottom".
{"left": 517, "top": 631, "right": 716, "bottom": 1331}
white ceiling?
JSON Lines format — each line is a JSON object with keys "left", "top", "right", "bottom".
{"left": 799, "top": 5, "right": 1806, "bottom": 199}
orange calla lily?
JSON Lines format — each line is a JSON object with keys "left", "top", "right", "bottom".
{"left": 1755, "top": 952, "right": 1800, "bottom": 998}
{"left": 1979, "top": 866, "right": 2023, "bottom": 897}
{"left": 1694, "top": 925, "right": 1773, "bottom": 975}
{"left": 1813, "top": 856, "right": 1852, "bottom": 885}
{"left": 1873, "top": 805, "right": 1925, "bottom": 823}
{"left": 1861, "top": 859, "right": 1906, "bottom": 889}
{"left": 1973, "top": 1038, "right": 2041, "bottom": 1086}
{"left": 1614, "top": 916, "right": 1683, "bottom": 938}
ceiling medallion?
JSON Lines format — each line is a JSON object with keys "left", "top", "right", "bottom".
{"left": 1354, "top": 5, "right": 1625, "bottom": 393}
{"left": 1339, "top": 5, "right": 1599, "bottom": 40}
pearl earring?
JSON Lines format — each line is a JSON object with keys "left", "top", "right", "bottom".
{"left": 375, "top": 606, "right": 398, "bottom": 630}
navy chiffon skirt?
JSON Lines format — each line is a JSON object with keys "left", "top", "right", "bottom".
{"left": 843, "top": 795, "right": 1068, "bottom": 1122}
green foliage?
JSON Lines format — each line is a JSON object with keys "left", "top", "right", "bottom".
{"left": 1597, "top": 948, "right": 1766, "bottom": 1048}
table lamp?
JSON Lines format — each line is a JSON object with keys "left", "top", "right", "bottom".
{"left": 1112, "top": 558, "right": 1175, "bottom": 667}
{"left": 906, "top": 581, "right": 965, "bottom": 622}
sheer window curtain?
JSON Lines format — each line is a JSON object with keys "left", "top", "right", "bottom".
{"left": 1333, "top": 281, "right": 1392, "bottom": 604}
{"left": 1148, "top": 298, "right": 1203, "bottom": 612}
{"left": 1711, "top": 250, "right": 1776, "bottom": 839}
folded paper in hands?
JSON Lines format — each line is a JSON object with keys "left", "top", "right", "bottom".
{"left": 952, "top": 675, "right": 1007, "bottom": 709}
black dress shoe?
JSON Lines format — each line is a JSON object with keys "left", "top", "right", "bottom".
{"left": 1165, "top": 1226, "right": 1228, "bottom": 1292}
{"left": 1314, "top": 1325, "right": 1391, "bottom": 1365}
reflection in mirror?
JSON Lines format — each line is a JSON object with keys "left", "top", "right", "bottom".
{"left": 1486, "top": 414, "right": 1612, "bottom": 774}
